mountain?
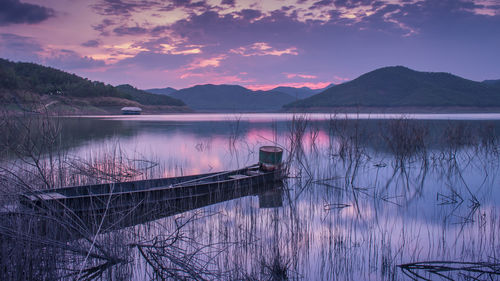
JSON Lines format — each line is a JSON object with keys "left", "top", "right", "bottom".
{"left": 270, "top": 83, "right": 335, "bottom": 100}
{"left": 170, "top": 84, "right": 296, "bottom": 111}
{"left": 482, "top": 79, "right": 500, "bottom": 85}
{"left": 483, "top": 79, "right": 500, "bottom": 89}
{"left": 0, "top": 58, "right": 122, "bottom": 99}
{"left": 116, "top": 84, "right": 184, "bottom": 106}
{"left": 284, "top": 66, "right": 500, "bottom": 110}
{"left": 0, "top": 58, "right": 187, "bottom": 113}
{"left": 144, "top": 87, "right": 178, "bottom": 96}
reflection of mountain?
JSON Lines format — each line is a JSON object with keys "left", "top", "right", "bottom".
{"left": 285, "top": 66, "right": 500, "bottom": 110}
{"left": 57, "top": 117, "right": 500, "bottom": 157}
{"left": 59, "top": 118, "right": 138, "bottom": 148}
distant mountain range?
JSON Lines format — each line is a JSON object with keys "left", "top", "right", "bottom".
{"left": 284, "top": 66, "right": 500, "bottom": 110}
{"left": 168, "top": 84, "right": 297, "bottom": 111}
{"left": 144, "top": 87, "right": 178, "bottom": 96}
{"left": 3, "top": 58, "right": 500, "bottom": 114}
{"left": 143, "top": 83, "right": 334, "bottom": 111}
{"left": 115, "top": 84, "right": 184, "bottom": 106}
{"left": 270, "top": 84, "right": 334, "bottom": 99}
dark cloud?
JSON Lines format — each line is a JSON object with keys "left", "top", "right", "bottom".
{"left": 0, "top": 33, "right": 43, "bottom": 62}
{"left": 0, "top": 0, "right": 54, "bottom": 26}
{"left": 113, "top": 25, "right": 148, "bottom": 36}
{"left": 93, "top": 0, "right": 211, "bottom": 16}
{"left": 116, "top": 52, "right": 192, "bottom": 70}
{"left": 81, "top": 39, "right": 101, "bottom": 47}
{"left": 221, "top": 0, "right": 235, "bottom": 6}
{"left": 92, "top": 0, "right": 159, "bottom": 16}
{"left": 44, "top": 49, "right": 106, "bottom": 70}
{"left": 92, "top": 19, "right": 115, "bottom": 35}
{"left": 311, "top": 0, "right": 333, "bottom": 9}
{"left": 169, "top": 10, "right": 305, "bottom": 49}
{"left": 333, "top": 0, "right": 379, "bottom": 9}
{"left": 239, "top": 9, "right": 262, "bottom": 21}
{"left": 0, "top": 33, "right": 105, "bottom": 71}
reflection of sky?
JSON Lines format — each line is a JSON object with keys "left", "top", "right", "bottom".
{"left": 62, "top": 115, "right": 500, "bottom": 280}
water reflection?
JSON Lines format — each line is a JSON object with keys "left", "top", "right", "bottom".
{"left": 4, "top": 114, "right": 500, "bottom": 280}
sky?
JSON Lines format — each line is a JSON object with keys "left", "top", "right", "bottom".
{"left": 0, "top": 0, "right": 499, "bottom": 90}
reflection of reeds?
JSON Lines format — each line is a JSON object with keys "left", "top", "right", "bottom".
{"left": 383, "top": 118, "right": 428, "bottom": 163}
{"left": 0, "top": 111, "right": 219, "bottom": 280}
{"left": 399, "top": 261, "right": 500, "bottom": 280}
{"left": 2, "top": 111, "right": 500, "bottom": 280}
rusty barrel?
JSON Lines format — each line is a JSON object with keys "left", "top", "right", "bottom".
{"left": 259, "top": 146, "right": 283, "bottom": 171}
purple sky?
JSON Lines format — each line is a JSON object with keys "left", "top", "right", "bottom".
{"left": 1, "top": 0, "right": 499, "bottom": 90}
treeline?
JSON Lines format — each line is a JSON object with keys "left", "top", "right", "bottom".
{"left": 0, "top": 58, "right": 184, "bottom": 106}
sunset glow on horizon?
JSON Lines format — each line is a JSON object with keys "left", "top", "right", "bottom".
{"left": 1, "top": 0, "right": 499, "bottom": 90}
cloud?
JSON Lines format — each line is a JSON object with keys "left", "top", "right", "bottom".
{"left": 0, "top": 33, "right": 43, "bottom": 62}
{"left": 332, "top": 75, "right": 350, "bottom": 83}
{"left": 44, "top": 49, "right": 106, "bottom": 70}
{"left": 161, "top": 0, "right": 211, "bottom": 12}
{"left": 92, "top": 0, "right": 159, "bottom": 16}
{"left": 230, "top": 42, "right": 299, "bottom": 57}
{"left": 221, "top": 0, "right": 235, "bottom": 6}
{"left": 0, "top": 33, "right": 106, "bottom": 70}
{"left": 113, "top": 25, "right": 148, "bottom": 36}
{"left": 238, "top": 9, "right": 263, "bottom": 21}
{"left": 285, "top": 73, "right": 318, "bottom": 79}
{"left": 92, "top": 0, "right": 211, "bottom": 16}
{"left": 115, "top": 51, "right": 193, "bottom": 70}
{"left": 92, "top": 19, "right": 115, "bottom": 35}
{"left": 81, "top": 39, "right": 101, "bottom": 47}
{"left": 185, "top": 55, "right": 226, "bottom": 70}
{"left": 0, "top": 0, "right": 55, "bottom": 26}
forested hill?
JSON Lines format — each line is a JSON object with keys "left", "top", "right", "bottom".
{"left": 0, "top": 58, "right": 121, "bottom": 98}
{"left": 0, "top": 58, "right": 185, "bottom": 110}
{"left": 284, "top": 66, "right": 500, "bottom": 109}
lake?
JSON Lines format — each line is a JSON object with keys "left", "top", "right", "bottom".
{"left": 3, "top": 113, "right": 500, "bottom": 280}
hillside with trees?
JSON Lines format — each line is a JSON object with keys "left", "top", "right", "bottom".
{"left": 284, "top": 66, "right": 500, "bottom": 110}
{"left": 0, "top": 58, "right": 187, "bottom": 114}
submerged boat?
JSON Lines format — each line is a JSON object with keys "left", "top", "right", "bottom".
{"left": 20, "top": 146, "right": 285, "bottom": 214}
{"left": 20, "top": 164, "right": 284, "bottom": 212}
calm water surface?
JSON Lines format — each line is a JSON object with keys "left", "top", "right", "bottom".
{"left": 57, "top": 113, "right": 500, "bottom": 280}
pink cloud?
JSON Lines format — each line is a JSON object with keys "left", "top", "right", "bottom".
{"left": 285, "top": 73, "right": 317, "bottom": 79}
{"left": 230, "top": 42, "right": 298, "bottom": 57}
{"left": 185, "top": 55, "right": 226, "bottom": 70}
{"left": 332, "top": 75, "right": 350, "bottom": 83}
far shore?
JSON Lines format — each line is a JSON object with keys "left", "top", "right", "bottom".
{"left": 282, "top": 106, "right": 500, "bottom": 114}
{"left": 4, "top": 104, "right": 500, "bottom": 116}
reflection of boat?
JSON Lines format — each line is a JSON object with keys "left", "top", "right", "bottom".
{"left": 20, "top": 164, "right": 284, "bottom": 213}
{"left": 259, "top": 189, "right": 283, "bottom": 208}
{"left": 12, "top": 146, "right": 286, "bottom": 240}
{"left": 10, "top": 166, "right": 284, "bottom": 241}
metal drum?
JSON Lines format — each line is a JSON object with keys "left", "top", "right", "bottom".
{"left": 259, "top": 146, "right": 283, "bottom": 171}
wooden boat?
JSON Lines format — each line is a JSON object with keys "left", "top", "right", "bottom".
{"left": 20, "top": 164, "right": 284, "bottom": 213}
